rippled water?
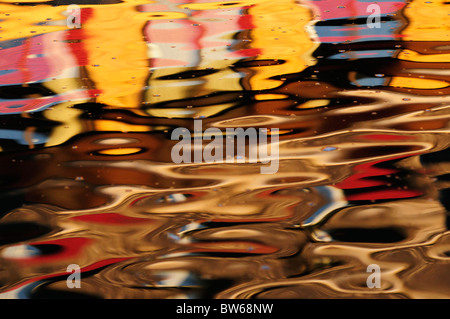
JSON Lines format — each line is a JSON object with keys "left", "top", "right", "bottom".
{"left": 0, "top": 0, "right": 449, "bottom": 299}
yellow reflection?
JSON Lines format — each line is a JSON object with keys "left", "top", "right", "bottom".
{"left": 389, "top": 77, "right": 449, "bottom": 89}
{"left": 397, "top": 49, "right": 450, "bottom": 63}
{"left": 271, "top": 129, "right": 291, "bottom": 135}
{"left": 247, "top": 0, "right": 317, "bottom": 91}
{"left": 254, "top": 94, "right": 289, "bottom": 100}
{"left": 82, "top": 1, "right": 150, "bottom": 109}
{"left": 296, "top": 99, "right": 330, "bottom": 109}
{"left": 94, "top": 120, "right": 152, "bottom": 132}
{"left": 0, "top": 4, "right": 67, "bottom": 41}
{"left": 98, "top": 148, "right": 143, "bottom": 155}
{"left": 402, "top": 0, "right": 450, "bottom": 41}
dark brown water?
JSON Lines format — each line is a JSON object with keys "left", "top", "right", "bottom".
{"left": 0, "top": 0, "right": 449, "bottom": 299}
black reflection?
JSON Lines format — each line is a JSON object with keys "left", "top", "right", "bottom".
{"left": 0, "top": 222, "right": 52, "bottom": 245}
{"left": 157, "top": 69, "right": 219, "bottom": 80}
{"left": 32, "top": 244, "right": 63, "bottom": 255}
{"left": 0, "top": 84, "right": 55, "bottom": 99}
{"left": 327, "top": 227, "right": 406, "bottom": 243}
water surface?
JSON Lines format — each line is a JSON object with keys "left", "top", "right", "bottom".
{"left": 0, "top": 0, "right": 449, "bottom": 299}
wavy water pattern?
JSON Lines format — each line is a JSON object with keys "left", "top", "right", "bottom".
{"left": 0, "top": 0, "right": 449, "bottom": 299}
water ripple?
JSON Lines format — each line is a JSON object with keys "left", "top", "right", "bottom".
{"left": 0, "top": 0, "right": 449, "bottom": 299}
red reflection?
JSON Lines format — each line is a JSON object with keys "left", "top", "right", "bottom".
{"left": 71, "top": 213, "right": 154, "bottom": 225}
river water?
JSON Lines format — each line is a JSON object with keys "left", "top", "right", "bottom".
{"left": 0, "top": 0, "right": 449, "bottom": 299}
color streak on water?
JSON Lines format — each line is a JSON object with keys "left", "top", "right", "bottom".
{"left": 0, "top": 0, "right": 449, "bottom": 299}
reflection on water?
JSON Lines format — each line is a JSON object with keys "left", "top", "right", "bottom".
{"left": 0, "top": 0, "right": 449, "bottom": 299}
